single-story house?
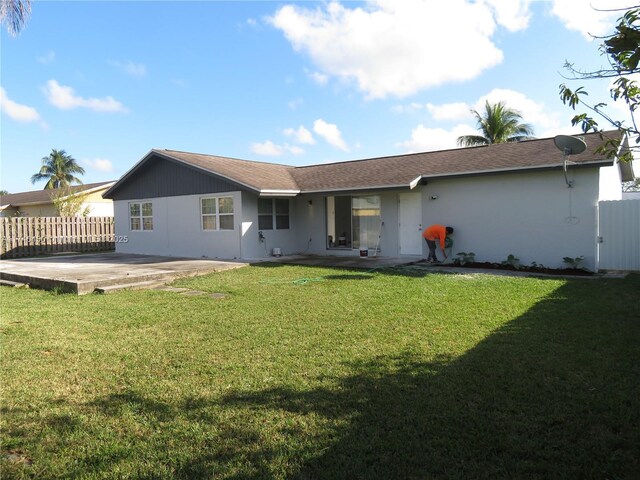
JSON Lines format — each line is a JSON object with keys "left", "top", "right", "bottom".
{"left": 0, "top": 181, "right": 115, "bottom": 217}
{"left": 103, "top": 131, "right": 635, "bottom": 271}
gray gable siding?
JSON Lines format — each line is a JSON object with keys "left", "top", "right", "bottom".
{"left": 108, "top": 155, "right": 244, "bottom": 200}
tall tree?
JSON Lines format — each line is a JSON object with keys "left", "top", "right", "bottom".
{"left": 457, "top": 101, "right": 535, "bottom": 147}
{"left": 559, "top": 5, "right": 640, "bottom": 163}
{"left": 31, "top": 149, "right": 85, "bottom": 189}
{"left": 0, "top": 0, "right": 32, "bottom": 36}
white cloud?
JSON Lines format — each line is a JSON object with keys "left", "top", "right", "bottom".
{"left": 0, "top": 87, "right": 41, "bottom": 123}
{"left": 284, "top": 125, "right": 316, "bottom": 145}
{"left": 252, "top": 140, "right": 283, "bottom": 156}
{"left": 481, "top": 0, "right": 532, "bottom": 32}
{"left": 313, "top": 119, "right": 349, "bottom": 151}
{"left": 251, "top": 140, "right": 304, "bottom": 156}
{"left": 399, "top": 88, "right": 583, "bottom": 153}
{"left": 108, "top": 60, "right": 147, "bottom": 77}
{"left": 551, "top": 0, "right": 632, "bottom": 39}
{"left": 397, "top": 124, "right": 478, "bottom": 153}
{"left": 82, "top": 158, "right": 114, "bottom": 173}
{"left": 427, "top": 102, "right": 474, "bottom": 121}
{"left": 422, "top": 89, "right": 563, "bottom": 133}
{"left": 43, "top": 80, "right": 128, "bottom": 113}
{"left": 391, "top": 102, "right": 426, "bottom": 114}
{"left": 270, "top": 0, "right": 534, "bottom": 98}
{"left": 308, "top": 71, "right": 329, "bottom": 86}
{"left": 287, "top": 145, "right": 305, "bottom": 155}
{"left": 37, "top": 50, "right": 56, "bottom": 64}
{"left": 475, "top": 88, "right": 561, "bottom": 131}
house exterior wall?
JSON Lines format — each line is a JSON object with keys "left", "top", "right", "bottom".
{"left": 112, "top": 166, "right": 610, "bottom": 270}
{"left": 1, "top": 190, "right": 113, "bottom": 217}
{"left": 598, "top": 164, "right": 623, "bottom": 201}
{"left": 84, "top": 201, "right": 114, "bottom": 216}
{"left": 114, "top": 192, "right": 244, "bottom": 259}
{"left": 419, "top": 168, "right": 601, "bottom": 270}
{"left": 0, "top": 207, "right": 18, "bottom": 217}
{"left": 15, "top": 204, "right": 60, "bottom": 217}
{"left": 239, "top": 192, "right": 303, "bottom": 258}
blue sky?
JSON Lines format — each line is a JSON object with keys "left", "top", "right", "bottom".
{"left": 0, "top": 0, "right": 632, "bottom": 193}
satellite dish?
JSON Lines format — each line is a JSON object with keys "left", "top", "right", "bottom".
{"left": 554, "top": 135, "right": 587, "bottom": 155}
{"left": 553, "top": 135, "right": 586, "bottom": 188}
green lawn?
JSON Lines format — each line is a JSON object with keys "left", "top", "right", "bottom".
{"left": 1, "top": 264, "right": 639, "bottom": 479}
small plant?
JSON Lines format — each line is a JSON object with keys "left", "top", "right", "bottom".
{"left": 453, "top": 252, "right": 475, "bottom": 266}
{"left": 563, "top": 256, "right": 585, "bottom": 270}
{"left": 501, "top": 254, "right": 521, "bottom": 270}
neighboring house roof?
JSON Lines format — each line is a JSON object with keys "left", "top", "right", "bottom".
{"left": 0, "top": 181, "right": 115, "bottom": 208}
{"left": 104, "top": 131, "right": 633, "bottom": 198}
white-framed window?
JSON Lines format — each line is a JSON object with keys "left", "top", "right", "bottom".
{"left": 129, "top": 201, "right": 153, "bottom": 231}
{"left": 201, "top": 196, "right": 234, "bottom": 231}
{"left": 258, "top": 198, "right": 290, "bottom": 230}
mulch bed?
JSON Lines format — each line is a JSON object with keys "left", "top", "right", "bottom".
{"left": 444, "top": 261, "right": 594, "bottom": 276}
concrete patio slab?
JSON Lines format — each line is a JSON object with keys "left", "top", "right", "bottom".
{"left": 0, "top": 253, "right": 248, "bottom": 294}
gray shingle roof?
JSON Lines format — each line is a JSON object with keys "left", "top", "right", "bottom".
{"left": 156, "top": 150, "right": 299, "bottom": 192}
{"left": 105, "top": 131, "right": 625, "bottom": 198}
{"left": 290, "top": 131, "right": 620, "bottom": 191}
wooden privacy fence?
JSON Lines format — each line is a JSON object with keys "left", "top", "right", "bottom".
{"left": 0, "top": 216, "right": 115, "bottom": 258}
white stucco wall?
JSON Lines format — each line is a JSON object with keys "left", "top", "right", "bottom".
{"left": 598, "top": 164, "right": 623, "bottom": 201}
{"left": 421, "top": 168, "right": 601, "bottom": 270}
{"left": 114, "top": 192, "right": 244, "bottom": 259}
{"left": 112, "top": 167, "right": 611, "bottom": 270}
{"left": 239, "top": 192, "right": 304, "bottom": 259}
{"left": 85, "top": 201, "right": 114, "bottom": 216}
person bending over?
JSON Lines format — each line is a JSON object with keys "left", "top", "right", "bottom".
{"left": 422, "top": 224, "right": 454, "bottom": 263}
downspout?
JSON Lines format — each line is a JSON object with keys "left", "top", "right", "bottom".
{"left": 595, "top": 202, "right": 600, "bottom": 273}
{"left": 238, "top": 192, "right": 243, "bottom": 259}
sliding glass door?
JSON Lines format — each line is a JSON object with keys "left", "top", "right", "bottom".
{"left": 326, "top": 195, "right": 381, "bottom": 250}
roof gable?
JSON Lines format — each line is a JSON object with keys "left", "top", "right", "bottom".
{"left": 104, "top": 150, "right": 300, "bottom": 199}
{"left": 104, "top": 152, "right": 259, "bottom": 200}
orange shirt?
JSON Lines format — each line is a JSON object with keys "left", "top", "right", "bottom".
{"left": 422, "top": 224, "right": 447, "bottom": 249}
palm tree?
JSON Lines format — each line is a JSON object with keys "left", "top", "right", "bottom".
{"left": 457, "top": 101, "right": 535, "bottom": 147}
{"left": 31, "top": 149, "right": 85, "bottom": 189}
{"left": 0, "top": 0, "right": 32, "bottom": 36}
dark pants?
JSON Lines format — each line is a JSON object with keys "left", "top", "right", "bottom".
{"left": 425, "top": 238, "right": 437, "bottom": 261}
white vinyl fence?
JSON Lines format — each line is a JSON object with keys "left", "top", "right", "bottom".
{"left": 598, "top": 199, "right": 640, "bottom": 271}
